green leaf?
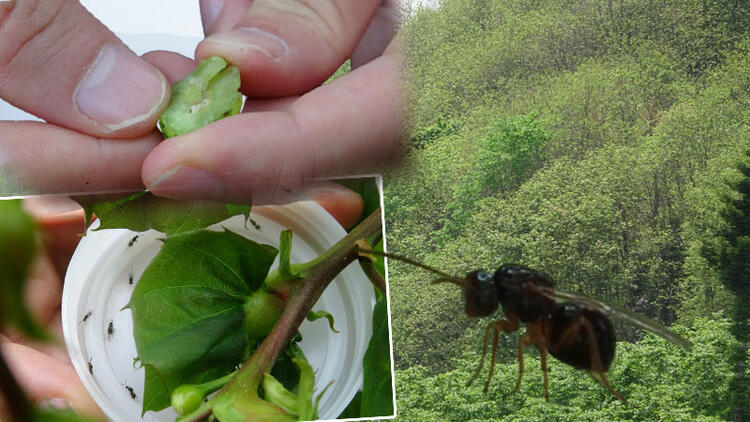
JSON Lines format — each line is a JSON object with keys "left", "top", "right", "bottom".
{"left": 360, "top": 295, "right": 394, "bottom": 417}
{"left": 127, "top": 229, "right": 279, "bottom": 414}
{"left": 262, "top": 374, "right": 299, "bottom": 414}
{"left": 294, "top": 358, "right": 316, "bottom": 421}
{"left": 159, "top": 56, "right": 243, "bottom": 138}
{"left": 268, "top": 333, "right": 306, "bottom": 391}
{"left": 306, "top": 310, "right": 340, "bottom": 333}
{"left": 210, "top": 393, "right": 295, "bottom": 422}
{"left": 79, "top": 191, "right": 250, "bottom": 235}
{"left": 0, "top": 199, "right": 47, "bottom": 340}
{"left": 337, "top": 391, "right": 362, "bottom": 419}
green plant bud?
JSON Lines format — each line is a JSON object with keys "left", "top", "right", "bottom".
{"left": 159, "top": 56, "right": 243, "bottom": 138}
{"left": 171, "top": 384, "right": 204, "bottom": 415}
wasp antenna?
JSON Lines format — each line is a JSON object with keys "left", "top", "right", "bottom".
{"left": 430, "top": 277, "right": 466, "bottom": 286}
{"left": 355, "top": 247, "right": 457, "bottom": 279}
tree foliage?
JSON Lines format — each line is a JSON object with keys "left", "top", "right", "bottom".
{"left": 388, "top": 0, "right": 750, "bottom": 419}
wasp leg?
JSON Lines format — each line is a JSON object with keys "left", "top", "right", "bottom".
{"left": 507, "top": 334, "right": 529, "bottom": 397}
{"left": 580, "top": 319, "right": 626, "bottom": 403}
{"left": 590, "top": 371, "right": 626, "bottom": 403}
{"left": 484, "top": 322, "right": 501, "bottom": 394}
{"left": 540, "top": 343, "right": 549, "bottom": 402}
{"left": 467, "top": 322, "right": 493, "bottom": 387}
{"left": 479, "top": 318, "right": 519, "bottom": 394}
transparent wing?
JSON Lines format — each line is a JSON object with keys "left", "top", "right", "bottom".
{"left": 530, "top": 285, "right": 692, "bottom": 350}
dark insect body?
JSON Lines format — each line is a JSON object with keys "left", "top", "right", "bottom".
{"left": 358, "top": 249, "right": 692, "bottom": 402}
{"left": 128, "top": 270, "right": 134, "bottom": 285}
{"left": 88, "top": 358, "right": 93, "bottom": 375}
{"left": 128, "top": 235, "right": 139, "bottom": 247}
{"left": 125, "top": 385, "right": 136, "bottom": 399}
{"left": 249, "top": 219, "right": 262, "bottom": 230}
{"left": 107, "top": 321, "right": 114, "bottom": 338}
{"left": 81, "top": 311, "right": 92, "bottom": 324}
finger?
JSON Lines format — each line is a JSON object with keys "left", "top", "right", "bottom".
{"left": 0, "top": 341, "right": 105, "bottom": 420}
{"left": 196, "top": 0, "right": 381, "bottom": 96}
{"left": 143, "top": 39, "right": 404, "bottom": 204}
{"left": 200, "top": 0, "right": 254, "bottom": 35}
{"left": 0, "top": 0, "right": 169, "bottom": 138}
{"left": 351, "top": 0, "right": 401, "bottom": 68}
{"left": 22, "top": 253, "right": 62, "bottom": 330}
{"left": 23, "top": 197, "right": 85, "bottom": 276}
{"left": 0, "top": 121, "right": 161, "bottom": 196}
{"left": 140, "top": 50, "right": 196, "bottom": 85}
{"left": 303, "top": 182, "right": 363, "bottom": 229}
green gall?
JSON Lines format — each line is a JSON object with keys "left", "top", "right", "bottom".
{"left": 159, "top": 56, "right": 243, "bottom": 138}
{"left": 243, "top": 290, "right": 285, "bottom": 343}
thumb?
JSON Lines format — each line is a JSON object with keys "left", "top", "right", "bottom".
{"left": 0, "top": 0, "right": 169, "bottom": 138}
{"left": 196, "top": 0, "right": 381, "bottom": 97}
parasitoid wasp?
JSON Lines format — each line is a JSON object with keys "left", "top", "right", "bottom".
{"left": 356, "top": 246, "right": 692, "bottom": 402}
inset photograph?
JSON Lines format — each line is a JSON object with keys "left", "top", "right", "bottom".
{"left": 387, "top": 0, "right": 749, "bottom": 420}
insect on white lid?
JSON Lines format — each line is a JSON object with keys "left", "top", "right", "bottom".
{"left": 62, "top": 201, "right": 376, "bottom": 422}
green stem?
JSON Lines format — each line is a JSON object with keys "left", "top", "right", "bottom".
{"left": 180, "top": 208, "right": 383, "bottom": 422}
{"left": 196, "top": 370, "right": 237, "bottom": 395}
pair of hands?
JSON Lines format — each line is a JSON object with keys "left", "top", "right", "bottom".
{"left": 0, "top": 0, "right": 402, "bottom": 418}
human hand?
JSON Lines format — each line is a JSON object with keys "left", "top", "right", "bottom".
{"left": 142, "top": 0, "right": 404, "bottom": 204}
{"left": 0, "top": 0, "right": 169, "bottom": 196}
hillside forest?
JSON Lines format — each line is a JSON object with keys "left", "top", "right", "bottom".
{"left": 383, "top": 1, "right": 750, "bottom": 420}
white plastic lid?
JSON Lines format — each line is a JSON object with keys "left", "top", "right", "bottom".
{"left": 62, "top": 201, "right": 375, "bottom": 421}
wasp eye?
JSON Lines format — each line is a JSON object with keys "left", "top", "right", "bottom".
{"left": 563, "top": 303, "right": 581, "bottom": 317}
{"left": 476, "top": 270, "right": 492, "bottom": 283}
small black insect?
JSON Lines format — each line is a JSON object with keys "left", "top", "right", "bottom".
{"left": 249, "top": 219, "right": 261, "bottom": 230}
{"left": 81, "top": 311, "right": 92, "bottom": 324}
{"left": 107, "top": 320, "right": 114, "bottom": 338}
{"left": 125, "top": 385, "right": 136, "bottom": 400}
{"left": 128, "top": 270, "right": 134, "bottom": 285}
{"left": 88, "top": 358, "right": 94, "bottom": 375}
{"left": 128, "top": 235, "right": 139, "bottom": 247}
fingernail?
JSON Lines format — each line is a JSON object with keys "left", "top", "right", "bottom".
{"left": 74, "top": 44, "right": 167, "bottom": 131}
{"left": 305, "top": 186, "right": 352, "bottom": 203}
{"left": 38, "top": 397, "right": 74, "bottom": 411}
{"left": 147, "top": 166, "right": 223, "bottom": 198}
{"left": 206, "top": 27, "right": 289, "bottom": 61}
{"left": 200, "top": 0, "right": 224, "bottom": 30}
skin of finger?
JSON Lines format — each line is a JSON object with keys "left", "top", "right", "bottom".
{"left": 0, "top": 121, "right": 161, "bottom": 195}
{"left": 0, "top": 0, "right": 167, "bottom": 138}
{"left": 195, "top": 0, "right": 381, "bottom": 97}
{"left": 0, "top": 341, "right": 105, "bottom": 419}
{"left": 351, "top": 0, "right": 401, "bottom": 69}
{"left": 200, "top": 0, "right": 254, "bottom": 36}
{"left": 143, "top": 37, "right": 404, "bottom": 203}
{"left": 140, "top": 50, "right": 196, "bottom": 85}
{"left": 23, "top": 197, "right": 86, "bottom": 276}
{"left": 22, "top": 253, "right": 62, "bottom": 330}
{"left": 302, "top": 181, "right": 364, "bottom": 229}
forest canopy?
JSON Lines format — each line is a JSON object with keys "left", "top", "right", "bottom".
{"left": 387, "top": 0, "right": 750, "bottom": 420}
